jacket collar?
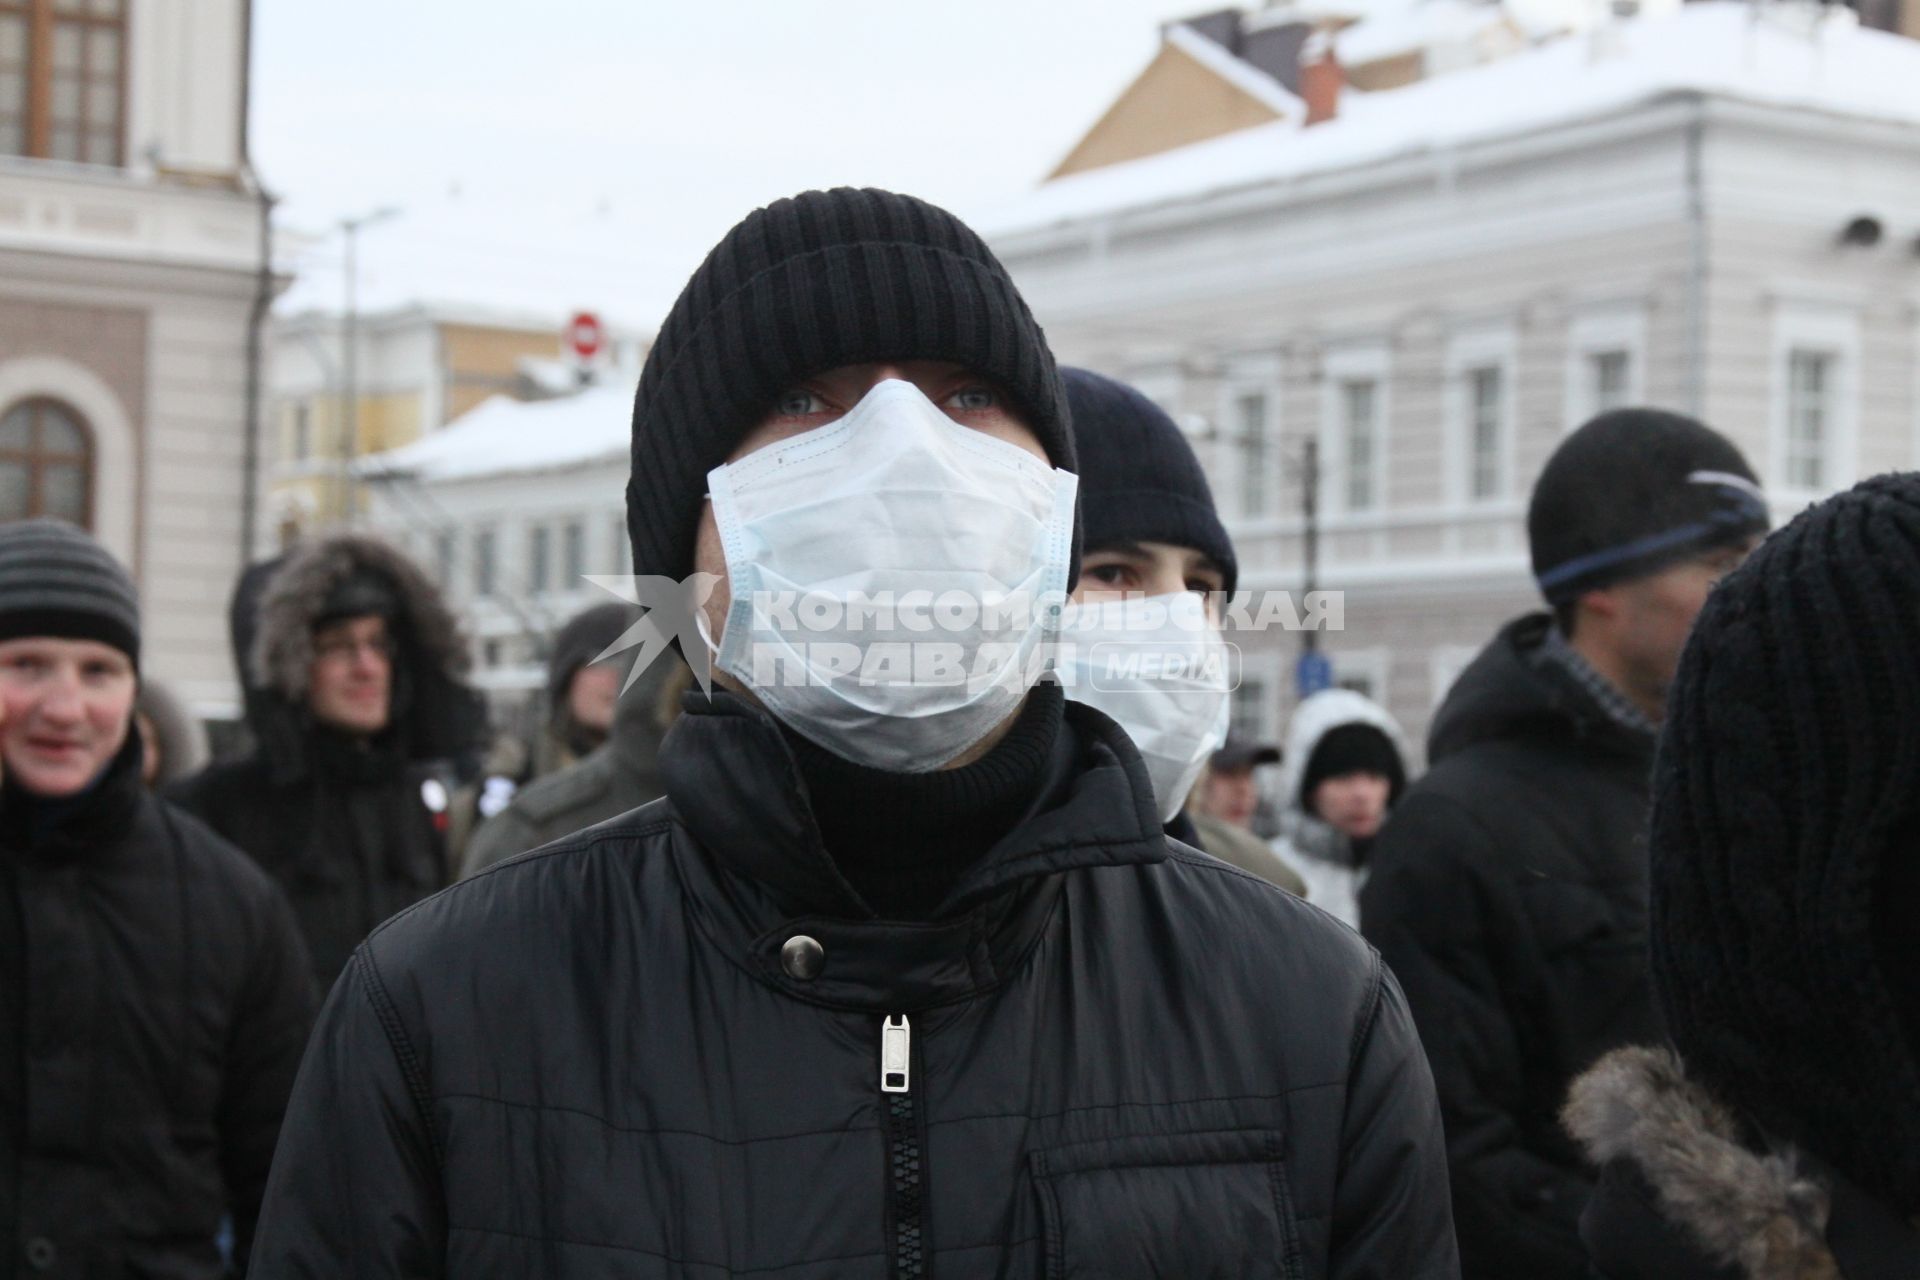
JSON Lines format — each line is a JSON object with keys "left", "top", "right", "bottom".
{"left": 1430, "top": 613, "right": 1655, "bottom": 766}
{"left": 1566, "top": 1046, "right": 1920, "bottom": 1280}
{"left": 0, "top": 730, "right": 146, "bottom": 865}
{"left": 659, "top": 690, "right": 1168, "bottom": 1012}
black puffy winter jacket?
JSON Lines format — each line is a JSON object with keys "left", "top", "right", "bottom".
{"left": 0, "top": 736, "right": 315, "bottom": 1279}
{"left": 1359, "top": 614, "right": 1665, "bottom": 1280}
{"left": 252, "top": 692, "right": 1459, "bottom": 1278}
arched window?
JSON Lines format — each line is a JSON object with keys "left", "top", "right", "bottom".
{"left": 0, "top": 397, "right": 93, "bottom": 526}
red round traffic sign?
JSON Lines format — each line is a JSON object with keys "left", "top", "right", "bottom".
{"left": 567, "top": 311, "right": 604, "bottom": 360}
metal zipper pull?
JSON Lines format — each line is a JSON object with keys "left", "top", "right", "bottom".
{"left": 880, "top": 1013, "right": 911, "bottom": 1093}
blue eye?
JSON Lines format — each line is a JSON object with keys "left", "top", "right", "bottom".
{"left": 775, "top": 389, "right": 825, "bottom": 417}
{"left": 947, "top": 386, "right": 995, "bottom": 412}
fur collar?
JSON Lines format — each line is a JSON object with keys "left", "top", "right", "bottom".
{"left": 1565, "top": 1047, "right": 1839, "bottom": 1280}
{"left": 250, "top": 535, "right": 468, "bottom": 702}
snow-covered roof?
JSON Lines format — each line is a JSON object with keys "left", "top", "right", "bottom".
{"left": 1164, "top": 22, "right": 1306, "bottom": 117}
{"left": 357, "top": 383, "right": 634, "bottom": 484}
{"left": 982, "top": 2, "right": 1920, "bottom": 239}
{"left": 1335, "top": 0, "right": 1514, "bottom": 64}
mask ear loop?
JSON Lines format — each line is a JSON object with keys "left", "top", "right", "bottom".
{"left": 694, "top": 609, "right": 722, "bottom": 660}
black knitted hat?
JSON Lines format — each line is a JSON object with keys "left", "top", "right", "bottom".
{"left": 1530, "top": 409, "right": 1768, "bottom": 605}
{"left": 546, "top": 600, "right": 636, "bottom": 703}
{"left": 0, "top": 518, "right": 139, "bottom": 666}
{"left": 1299, "top": 722, "right": 1405, "bottom": 808}
{"left": 627, "top": 187, "right": 1075, "bottom": 584}
{"left": 1064, "top": 367, "right": 1237, "bottom": 596}
{"left": 1651, "top": 472, "right": 1920, "bottom": 1213}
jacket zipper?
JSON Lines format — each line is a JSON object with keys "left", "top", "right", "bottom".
{"left": 880, "top": 1013, "right": 926, "bottom": 1278}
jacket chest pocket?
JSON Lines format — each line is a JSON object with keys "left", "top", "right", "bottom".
{"left": 1030, "top": 1129, "right": 1301, "bottom": 1280}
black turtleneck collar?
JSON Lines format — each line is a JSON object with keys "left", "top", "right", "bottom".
{"left": 0, "top": 728, "right": 145, "bottom": 862}
{"left": 309, "top": 723, "right": 405, "bottom": 787}
{"left": 780, "top": 683, "right": 1065, "bottom": 920}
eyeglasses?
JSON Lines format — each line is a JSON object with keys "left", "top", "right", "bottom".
{"left": 313, "top": 634, "right": 395, "bottom": 664}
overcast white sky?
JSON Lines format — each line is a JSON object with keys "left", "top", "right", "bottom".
{"left": 252, "top": 1, "right": 1214, "bottom": 328}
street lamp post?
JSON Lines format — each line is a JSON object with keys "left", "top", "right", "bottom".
{"left": 337, "top": 206, "right": 401, "bottom": 526}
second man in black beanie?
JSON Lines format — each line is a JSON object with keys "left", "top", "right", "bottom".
{"left": 1362, "top": 407, "right": 1768, "bottom": 1280}
{"left": 256, "top": 189, "right": 1457, "bottom": 1277}
{"left": 1056, "top": 366, "right": 1312, "bottom": 898}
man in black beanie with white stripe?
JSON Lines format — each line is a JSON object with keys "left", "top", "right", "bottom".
{"left": 255, "top": 188, "right": 1457, "bottom": 1277}
{"left": 1361, "top": 408, "right": 1770, "bottom": 1279}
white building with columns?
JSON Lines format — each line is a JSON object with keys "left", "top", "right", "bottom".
{"left": 0, "top": 0, "right": 272, "bottom": 721}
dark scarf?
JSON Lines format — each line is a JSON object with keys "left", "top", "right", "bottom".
{"left": 0, "top": 729, "right": 145, "bottom": 862}
{"left": 782, "top": 684, "right": 1064, "bottom": 920}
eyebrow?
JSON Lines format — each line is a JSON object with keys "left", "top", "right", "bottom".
{"left": 1085, "top": 541, "right": 1152, "bottom": 560}
{"left": 1185, "top": 554, "right": 1226, "bottom": 578}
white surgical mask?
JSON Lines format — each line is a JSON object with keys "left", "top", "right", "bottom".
{"left": 1057, "top": 590, "right": 1233, "bottom": 823}
{"left": 705, "top": 379, "right": 1078, "bottom": 771}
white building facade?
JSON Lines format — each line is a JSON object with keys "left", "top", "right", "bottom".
{"left": 357, "top": 384, "right": 635, "bottom": 718}
{"left": 0, "top": 0, "right": 270, "bottom": 719}
{"left": 989, "top": 3, "right": 1920, "bottom": 755}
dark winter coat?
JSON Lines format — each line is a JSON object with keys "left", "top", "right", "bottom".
{"left": 1358, "top": 613, "right": 1663, "bottom": 1280}
{"left": 0, "top": 736, "right": 315, "bottom": 1278}
{"left": 252, "top": 692, "right": 1459, "bottom": 1278}
{"left": 458, "top": 651, "right": 683, "bottom": 879}
{"left": 169, "top": 537, "right": 486, "bottom": 990}
{"left": 1564, "top": 1047, "right": 1920, "bottom": 1280}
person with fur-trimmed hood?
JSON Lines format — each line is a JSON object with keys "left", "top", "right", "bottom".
{"left": 1271, "top": 688, "right": 1409, "bottom": 929}
{"left": 169, "top": 535, "right": 487, "bottom": 990}
{"left": 1561, "top": 473, "right": 1920, "bottom": 1279}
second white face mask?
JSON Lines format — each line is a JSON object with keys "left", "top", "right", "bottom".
{"left": 1058, "top": 591, "right": 1233, "bottom": 824}
{"left": 705, "top": 379, "right": 1079, "bottom": 771}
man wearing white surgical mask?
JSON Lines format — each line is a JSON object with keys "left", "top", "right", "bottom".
{"left": 1058, "top": 366, "right": 1307, "bottom": 899}
{"left": 254, "top": 188, "right": 1458, "bottom": 1278}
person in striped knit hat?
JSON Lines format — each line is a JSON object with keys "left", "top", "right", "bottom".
{"left": 0, "top": 518, "right": 312, "bottom": 1277}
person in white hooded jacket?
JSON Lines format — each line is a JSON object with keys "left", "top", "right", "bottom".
{"left": 1271, "top": 687, "right": 1410, "bottom": 928}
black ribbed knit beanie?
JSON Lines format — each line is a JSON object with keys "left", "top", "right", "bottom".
{"left": 1652, "top": 471, "right": 1920, "bottom": 1214}
{"left": 0, "top": 518, "right": 139, "bottom": 666}
{"left": 1530, "top": 408, "right": 1768, "bottom": 605}
{"left": 1300, "top": 722, "right": 1405, "bottom": 808}
{"left": 1063, "top": 366, "right": 1237, "bottom": 595}
{"left": 627, "top": 187, "right": 1075, "bottom": 584}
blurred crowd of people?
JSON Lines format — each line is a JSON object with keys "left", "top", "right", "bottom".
{"left": 1, "top": 187, "right": 1913, "bottom": 1279}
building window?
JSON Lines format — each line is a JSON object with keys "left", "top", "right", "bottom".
{"left": 1590, "top": 350, "right": 1631, "bottom": 415}
{"left": 1340, "top": 379, "right": 1380, "bottom": 512}
{"left": 0, "top": 397, "right": 91, "bottom": 526}
{"left": 1467, "top": 366, "right": 1505, "bottom": 502}
{"left": 1566, "top": 308, "right": 1647, "bottom": 432}
{"left": 563, "top": 519, "right": 585, "bottom": 586}
{"left": 474, "top": 528, "right": 497, "bottom": 598}
{"left": 290, "top": 402, "right": 310, "bottom": 463}
{"left": 0, "top": 0, "right": 127, "bottom": 165}
{"left": 1783, "top": 349, "right": 1832, "bottom": 490}
{"left": 1236, "top": 391, "right": 1270, "bottom": 518}
{"left": 433, "top": 529, "right": 454, "bottom": 587}
{"left": 528, "top": 524, "right": 550, "bottom": 595}
{"left": 1229, "top": 676, "right": 1267, "bottom": 739}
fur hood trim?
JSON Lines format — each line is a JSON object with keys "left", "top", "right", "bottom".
{"left": 1564, "top": 1046, "right": 1839, "bottom": 1280}
{"left": 250, "top": 535, "right": 469, "bottom": 702}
